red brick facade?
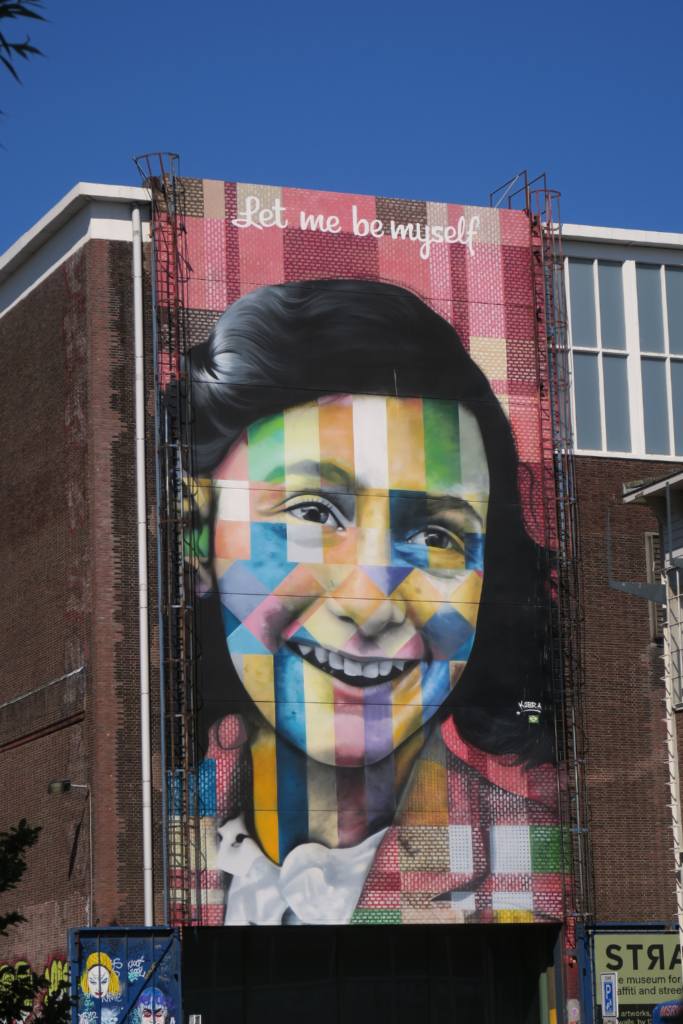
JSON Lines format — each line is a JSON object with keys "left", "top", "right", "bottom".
{"left": 1, "top": 228, "right": 681, "bottom": 976}
{"left": 576, "top": 455, "right": 681, "bottom": 923}
{"left": 0, "top": 238, "right": 160, "bottom": 967}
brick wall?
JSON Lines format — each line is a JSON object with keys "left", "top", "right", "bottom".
{"left": 576, "top": 455, "right": 681, "bottom": 923}
{"left": 4, "top": 223, "right": 679, "bottom": 959}
{"left": 1, "top": 246, "right": 90, "bottom": 965}
{"left": 0, "top": 237, "right": 160, "bottom": 966}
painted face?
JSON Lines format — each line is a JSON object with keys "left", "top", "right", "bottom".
{"left": 87, "top": 966, "right": 110, "bottom": 998}
{"left": 140, "top": 1007, "right": 167, "bottom": 1023}
{"left": 137, "top": 991, "right": 168, "bottom": 1024}
{"left": 210, "top": 394, "right": 489, "bottom": 768}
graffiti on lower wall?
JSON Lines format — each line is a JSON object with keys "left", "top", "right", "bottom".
{"left": 71, "top": 930, "right": 180, "bottom": 1024}
{"left": 2, "top": 935, "right": 181, "bottom": 1024}
{"left": 0, "top": 955, "right": 70, "bottom": 1020}
{"left": 78, "top": 953, "right": 174, "bottom": 1024}
{"left": 0, "top": 955, "right": 69, "bottom": 989}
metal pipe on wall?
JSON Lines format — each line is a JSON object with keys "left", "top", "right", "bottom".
{"left": 149, "top": 228, "right": 170, "bottom": 926}
{"left": 132, "top": 204, "right": 154, "bottom": 925}
{"left": 664, "top": 482, "right": 683, "bottom": 970}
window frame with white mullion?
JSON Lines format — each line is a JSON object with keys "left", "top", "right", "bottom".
{"left": 566, "top": 255, "right": 632, "bottom": 455}
{"left": 662, "top": 264, "right": 676, "bottom": 458}
{"left": 593, "top": 260, "right": 608, "bottom": 450}
{"left": 636, "top": 259, "right": 683, "bottom": 458}
{"left": 623, "top": 260, "right": 645, "bottom": 454}
{"left": 566, "top": 243, "right": 683, "bottom": 461}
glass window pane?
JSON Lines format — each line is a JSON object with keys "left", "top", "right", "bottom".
{"left": 666, "top": 266, "right": 683, "bottom": 355}
{"left": 598, "top": 261, "right": 626, "bottom": 349}
{"left": 641, "top": 357, "right": 670, "bottom": 454}
{"left": 603, "top": 355, "right": 631, "bottom": 451}
{"left": 573, "top": 352, "right": 601, "bottom": 449}
{"left": 637, "top": 264, "right": 664, "bottom": 352}
{"left": 671, "top": 361, "right": 683, "bottom": 456}
{"left": 568, "top": 259, "right": 597, "bottom": 348}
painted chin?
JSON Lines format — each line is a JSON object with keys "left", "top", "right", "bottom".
{"left": 275, "top": 645, "right": 454, "bottom": 767}
{"left": 330, "top": 658, "right": 442, "bottom": 767}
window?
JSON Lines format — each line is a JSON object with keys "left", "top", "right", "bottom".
{"left": 567, "top": 253, "right": 683, "bottom": 458}
{"left": 568, "top": 258, "right": 631, "bottom": 452}
{"left": 645, "top": 531, "right": 665, "bottom": 643}
{"left": 637, "top": 264, "right": 683, "bottom": 456}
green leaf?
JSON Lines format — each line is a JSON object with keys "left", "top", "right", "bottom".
{"left": 0, "top": 0, "right": 45, "bottom": 86}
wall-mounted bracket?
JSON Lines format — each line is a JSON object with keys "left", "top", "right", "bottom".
{"left": 608, "top": 579, "right": 666, "bottom": 602}
{"left": 606, "top": 509, "right": 666, "bottom": 604}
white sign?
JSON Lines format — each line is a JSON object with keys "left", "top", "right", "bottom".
{"left": 601, "top": 972, "right": 618, "bottom": 1017}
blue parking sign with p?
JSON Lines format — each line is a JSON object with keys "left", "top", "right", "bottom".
{"left": 601, "top": 972, "right": 618, "bottom": 1017}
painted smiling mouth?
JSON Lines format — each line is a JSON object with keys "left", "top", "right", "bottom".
{"left": 288, "top": 641, "right": 419, "bottom": 686}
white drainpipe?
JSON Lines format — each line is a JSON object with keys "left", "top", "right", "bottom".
{"left": 132, "top": 204, "right": 154, "bottom": 925}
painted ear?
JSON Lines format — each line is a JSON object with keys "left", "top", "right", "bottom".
{"left": 184, "top": 476, "right": 214, "bottom": 593}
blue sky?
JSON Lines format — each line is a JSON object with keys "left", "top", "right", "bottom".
{"left": 1, "top": 0, "right": 681, "bottom": 252}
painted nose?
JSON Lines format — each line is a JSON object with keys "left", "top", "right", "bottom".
{"left": 327, "top": 570, "right": 407, "bottom": 637}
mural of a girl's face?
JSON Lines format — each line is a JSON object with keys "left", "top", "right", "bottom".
{"left": 207, "top": 394, "right": 489, "bottom": 768}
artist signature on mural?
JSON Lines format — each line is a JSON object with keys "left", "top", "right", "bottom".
{"left": 517, "top": 700, "right": 543, "bottom": 714}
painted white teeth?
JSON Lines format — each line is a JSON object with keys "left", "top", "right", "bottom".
{"left": 298, "top": 644, "right": 411, "bottom": 679}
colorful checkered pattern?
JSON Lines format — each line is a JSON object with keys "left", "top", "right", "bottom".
{"left": 179, "top": 180, "right": 548, "bottom": 548}
{"left": 161, "top": 179, "right": 566, "bottom": 926}
{"left": 169, "top": 714, "right": 564, "bottom": 925}
{"left": 199, "top": 393, "right": 490, "bottom": 863}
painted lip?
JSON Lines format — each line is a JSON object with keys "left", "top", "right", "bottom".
{"left": 286, "top": 639, "right": 423, "bottom": 688}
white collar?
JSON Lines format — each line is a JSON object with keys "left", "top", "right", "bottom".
{"left": 216, "top": 816, "right": 387, "bottom": 925}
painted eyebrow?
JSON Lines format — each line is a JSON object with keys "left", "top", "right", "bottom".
{"left": 265, "top": 459, "right": 354, "bottom": 489}
{"left": 421, "top": 494, "right": 484, "bottom": 528}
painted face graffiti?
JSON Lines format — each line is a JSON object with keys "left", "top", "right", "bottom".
{"left": 141, "top": 1008, "right": 167, "bottom": 1023}
{"left": 210, "top": 393, "right": 489, "bottom": 768}
{"left": 135, "top": 988, "right": 169, "bottom": 1024}
{"left": 79, "top": 953, "right": 120, "bottom": 1001}
{"left": 87, "top": 966, "right": 110, "bottom": 998}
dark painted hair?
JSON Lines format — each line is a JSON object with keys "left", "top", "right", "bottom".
{"left": 185, "top": 279, "right": 555, "bottom": 766}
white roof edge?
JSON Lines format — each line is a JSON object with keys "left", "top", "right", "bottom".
{"left": 561, "top": 222, "right": 683, "bottom": 249}
{"left": 0, "top": 182, "right": 151, "bottom": 284}
{"left": 623, "top": 471, "right": 683, "bottom": 502}
{"left": 3, "top": 182, "right": 683, "bottom": 284}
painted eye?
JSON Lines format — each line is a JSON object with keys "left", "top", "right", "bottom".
{"left": 286, "top": 499, "right": 345, "bottom": 530}
{"left": 407, "top": 527, "right": 462, "bottom": 551}
{"left": 291, "top": 504, "right": 331, "bottom": 524}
